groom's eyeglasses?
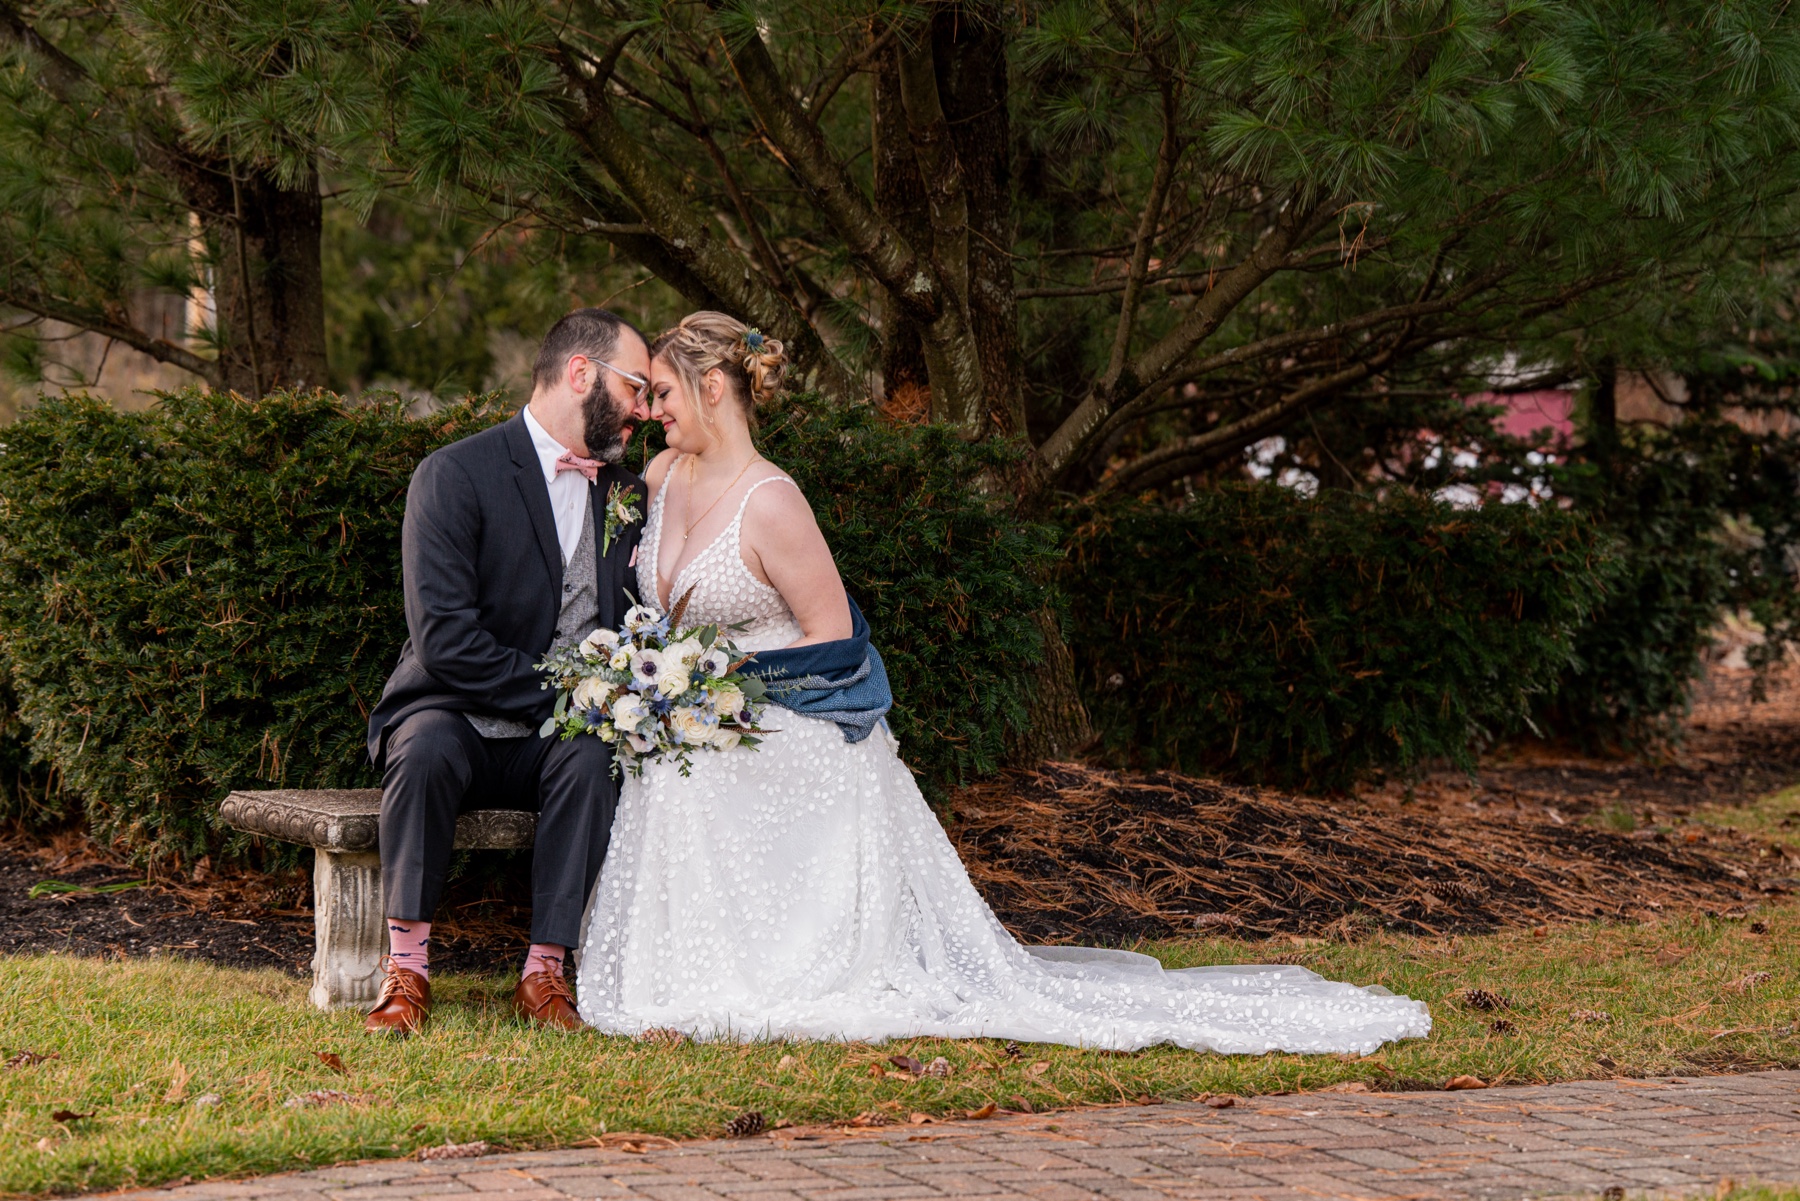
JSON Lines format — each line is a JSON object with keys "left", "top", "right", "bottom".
{"left": 584, "top": 356, "right": 651, "bottom": 406}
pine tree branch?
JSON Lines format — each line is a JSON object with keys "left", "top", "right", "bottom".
{"left": 1102, "top": 78, "right": 1180, "bottom": 387}
{"left": 0, "top": 282, "right": 220, "bottom": 385}
{"left": 716, "top": 16, "right": 985, "bottom": 428}
{"left": 1098, "top": 332, "right": 1423, "bottom": 496}
{"left": 1036, "top": 199, "right": 1328, "bottom": 479}
{"left": 549, "top": 38, "right": 859, "bottom": 398}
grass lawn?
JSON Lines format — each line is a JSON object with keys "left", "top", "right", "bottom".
{"left": 2, "top": 904, "right": 1797, "bottom": 1198}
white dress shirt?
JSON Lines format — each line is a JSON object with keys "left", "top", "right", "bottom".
{"left": 522, "top": 405, "right": 588, "bottom": 566}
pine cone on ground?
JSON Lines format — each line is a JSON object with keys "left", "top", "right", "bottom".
{"left": 1459, "top": 988, "right": 1509, "bottom": 1011}
{"left": 723, "top": 1111, "right": 766, "bottom": 1138}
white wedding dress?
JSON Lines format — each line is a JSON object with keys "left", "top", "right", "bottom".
{"left": 574, "top": 475, "right": 1431, "bottom": 1053}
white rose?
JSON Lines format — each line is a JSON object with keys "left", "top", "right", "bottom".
{"left": 609, "top": 647, "right": 632, "bottom": 671}
{"left": 668, "top": 638, "right": 704, "bottom": 667}
{"left": 710, "top": 685, "right": 744, "bottom": 718}
{"left": 670, "top": 705, "right": 715, "bottom": 745}
{"left": 610, "top": 693, "right": 650, "bottom": 734}
{"left": 572, "top": 675, "right": 614, "bottom": 711}
{"left": 579, "top": 628, "right": 620, "bottom": 658}
{"left": 708, "top": 728, "right": 742, "bottom": 751}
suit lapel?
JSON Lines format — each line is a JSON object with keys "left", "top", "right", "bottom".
{"left": 504, "top": 415, "right": 564, "bottom": 601}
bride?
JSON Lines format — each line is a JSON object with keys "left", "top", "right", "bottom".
{"left": 573, "top": 311, "right": 1431, "bottom": 1054}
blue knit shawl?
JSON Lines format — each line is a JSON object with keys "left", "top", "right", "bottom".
{"left": 743, "top": 596, "right": 893, "bottom": 743}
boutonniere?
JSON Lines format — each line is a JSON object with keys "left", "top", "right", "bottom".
{"left": 601, "top": 482, "right": 642, "bottom": 556}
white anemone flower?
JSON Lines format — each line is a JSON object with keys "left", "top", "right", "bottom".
{"left": 622, "top": 605, "right": 660, "bottom": 632}
{"left": 629, "top": 647, "right": 668, "bottom": 691}
{"left": 699, "top": 648, "right": 731, "bottom": 678}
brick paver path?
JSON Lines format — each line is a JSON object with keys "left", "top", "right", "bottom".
{"left": 108, "top": 1071, "right": 1800, "bottom": 1201}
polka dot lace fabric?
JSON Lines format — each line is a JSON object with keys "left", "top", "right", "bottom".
{"left": 575, "top": 472, "right": 1432, "bottom": 1052}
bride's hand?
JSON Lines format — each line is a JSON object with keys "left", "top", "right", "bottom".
{"left": 741, "top": 476, "right": 852, "bottom": 646}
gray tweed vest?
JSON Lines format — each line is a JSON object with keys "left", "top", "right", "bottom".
{"left": 467, "top": 493, "right": 601, "bottom": 739}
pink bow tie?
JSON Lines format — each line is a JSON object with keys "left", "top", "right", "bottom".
{"left": 554, "top": 451, "right": 602, "bottom": 483}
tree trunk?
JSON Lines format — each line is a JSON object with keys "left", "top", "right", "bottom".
{"left": 935, "top": 8, "right": 1026, "bottom": 438}
{"left": 872, "top": 35, "right": 932, "bottom": 420}
{"left": 1008, "top": 604, "right": 1095, "bottom": 764}
{"left": 203, "top": 166, "right": 329, "bottom": 397}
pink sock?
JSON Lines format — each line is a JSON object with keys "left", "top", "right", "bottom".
{"left": 523, "top": 943, "right": 566, "bottom": 980}
{"left": 387, "top": 920, "right": 431, "bottom": 980}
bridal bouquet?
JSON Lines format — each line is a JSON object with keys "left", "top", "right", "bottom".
{"left": 537, "top": 590, "right": 770, "bottom": 777}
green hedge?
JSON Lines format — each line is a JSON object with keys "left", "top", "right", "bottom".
{"left": 1066, "top": 487, "right": 1619, "bottom": 791}
{"left": 1545, "top": 417, "right": 1800, "bottom": 741}
{"left": 0, "top": 390, "right": 1051, "bottom": 862}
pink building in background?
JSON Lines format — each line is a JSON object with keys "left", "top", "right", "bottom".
{"left": 1475, "top": 388, "right": 1576, "bottom": 446}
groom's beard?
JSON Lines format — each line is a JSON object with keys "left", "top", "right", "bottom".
{"left": 581, "top": 378, "right": 632, "bottom": 465}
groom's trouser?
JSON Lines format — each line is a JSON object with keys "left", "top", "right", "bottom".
{"left": 379, "top": 708, "right": 616, "bottom": 947}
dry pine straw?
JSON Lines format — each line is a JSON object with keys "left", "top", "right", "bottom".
{"left": 4, "top": 901, "right": 1800, "bottom": 1197}
{"left": 948, "top": 763, "right": 1794, "bottom": 944}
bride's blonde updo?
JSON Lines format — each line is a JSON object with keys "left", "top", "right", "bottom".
{"left": 650, "top": 311, "right": 788, "bottom": 433}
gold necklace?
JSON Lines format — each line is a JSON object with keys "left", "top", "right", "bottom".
{"left": 682, "top": 453, "right": 764, "bottom": 541}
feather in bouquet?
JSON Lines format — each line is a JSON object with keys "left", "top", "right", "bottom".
{"left": 537, "top": 588, "right": 771, "bottom": 777}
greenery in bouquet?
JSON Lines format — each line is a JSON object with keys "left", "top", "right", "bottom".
{"left": 538, "top": 592, "right": 770, "bottom": 778}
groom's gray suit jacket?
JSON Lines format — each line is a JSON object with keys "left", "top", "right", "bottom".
{"left": 366, "top": 412, "right": 643, "bottom": 770}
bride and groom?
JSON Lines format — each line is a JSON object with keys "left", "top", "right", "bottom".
{"left": 362, "top": 306, "right": 1432, "bottom": 1053}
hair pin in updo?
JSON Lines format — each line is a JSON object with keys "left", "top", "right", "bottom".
{"left": 742, "top": 328, "right": 767, "bottom": 354}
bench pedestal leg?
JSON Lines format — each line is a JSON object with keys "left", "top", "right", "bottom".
{"left": 308, "top": 850, "right": 388, "bottom": 1011}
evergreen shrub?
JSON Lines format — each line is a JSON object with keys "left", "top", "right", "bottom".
{"left": 1066, "top": 487, "right": 1618, "bottom": 791}
{"left": 0, "top": 390, "right": 1048, "bottom": 863}
{"left": 1545, "top": 418, "right": 1800, "bottom": 740}
{"left": 752, "top": 397, "right": 1055, "bottom": 794}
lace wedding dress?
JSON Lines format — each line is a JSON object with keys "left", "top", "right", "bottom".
{"left": 573, "top": 474, "right": 1431, "bottom": 1053}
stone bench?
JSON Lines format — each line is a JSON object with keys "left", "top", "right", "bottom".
{"left": 220, "top": 789, "right": 535, "bottom": 1010}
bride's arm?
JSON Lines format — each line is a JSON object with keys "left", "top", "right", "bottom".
{"left": 742, "top": 478, "right": 853, "bottom": 646}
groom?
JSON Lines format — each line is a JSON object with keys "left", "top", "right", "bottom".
{"left": 363, "top": 308, "right": 651, "bottom": 1035}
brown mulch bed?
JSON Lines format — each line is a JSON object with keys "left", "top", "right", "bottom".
{"left": 6, "top": 662, "right": 1800, "bottom": 973}
{"left": 948, "top": 762, "right": 1794, "bottom": 945}
{"left": 0, "top": 830, "right": 534, "bottom": 976}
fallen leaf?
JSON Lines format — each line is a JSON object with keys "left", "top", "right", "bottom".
{"left": 1204, "top": 1095, "right": 1235, "bottom": 1109}
{"left": 50, "top": 1109, "right": 93, "bottom": 1123}
{"left": 34, "top": 1137, "right": 55, "bottom": 1153}
{"left": 907, "top": 1112, "right": 933, "bottom": 1125}
{"left": 4, "top": 1051, "right": 57, "bottom": 1069}
{"left": 969, "top": 1062, "right": 998, "bottom": 1073}
{"left": 1010, "top": 1095, "right": 1035, "bottom": 1114}
{"left": 888, "top": 1054, "right": 923, "bottom": 1075}
{"left": 868, "top": 1064, "right": 887, "bottom": 1079}
{"left": 1026, "top": 1060, "right": 1050, "bottom": 1077}
{"left": 582, "top": 1132, "right": 680, "bottom": 1153}
{"left": 1444, "top": 1075, "right": 1488, "bottom": 1091}
{"left": 1531, "top": 926, "right": 1548, "bottom": 938}
{"left": 966, "top": 1102, "right": 997, "bottom": 1119}
{"left": 1317, "top": 1081, "right": 1370, "bottom": 1093}
{"left": 1133, "top": 1094, "right": 1160, "bottom": 1105}
{"left": 923, "top": 1056, "right": 953, "bottom": 1078}
{"left": 418, "top": 1141, "right": 489, "bottom": 1161}
{"left": 776, "top": 1054, "right": 799, "bottom": 1071}
{"left": 640, "top": 1028, "right": 689, "bottom": 1047}
{"left": 847, "top": 1111, "right": 889, "bottom": 1127}
{"left": 1652, "top": 945, "right": 1691, "bottom": 967}
{"left": 163, "top": 1060, "right": 191, "bottom": 1105}
{"left": 316, "top": 1052, "right": 347, "bottom": 1075}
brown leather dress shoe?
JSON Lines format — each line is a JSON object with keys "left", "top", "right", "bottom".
{"left": 364, "top": 959, "right": 432, "bottom": 1036}
{"left": 513, "top": 969, "right": 585, "bottom": 1031}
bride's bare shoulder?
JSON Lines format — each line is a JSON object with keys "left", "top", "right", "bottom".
{"left": 643, "top": 448, "right": 682, "bottom": 496}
